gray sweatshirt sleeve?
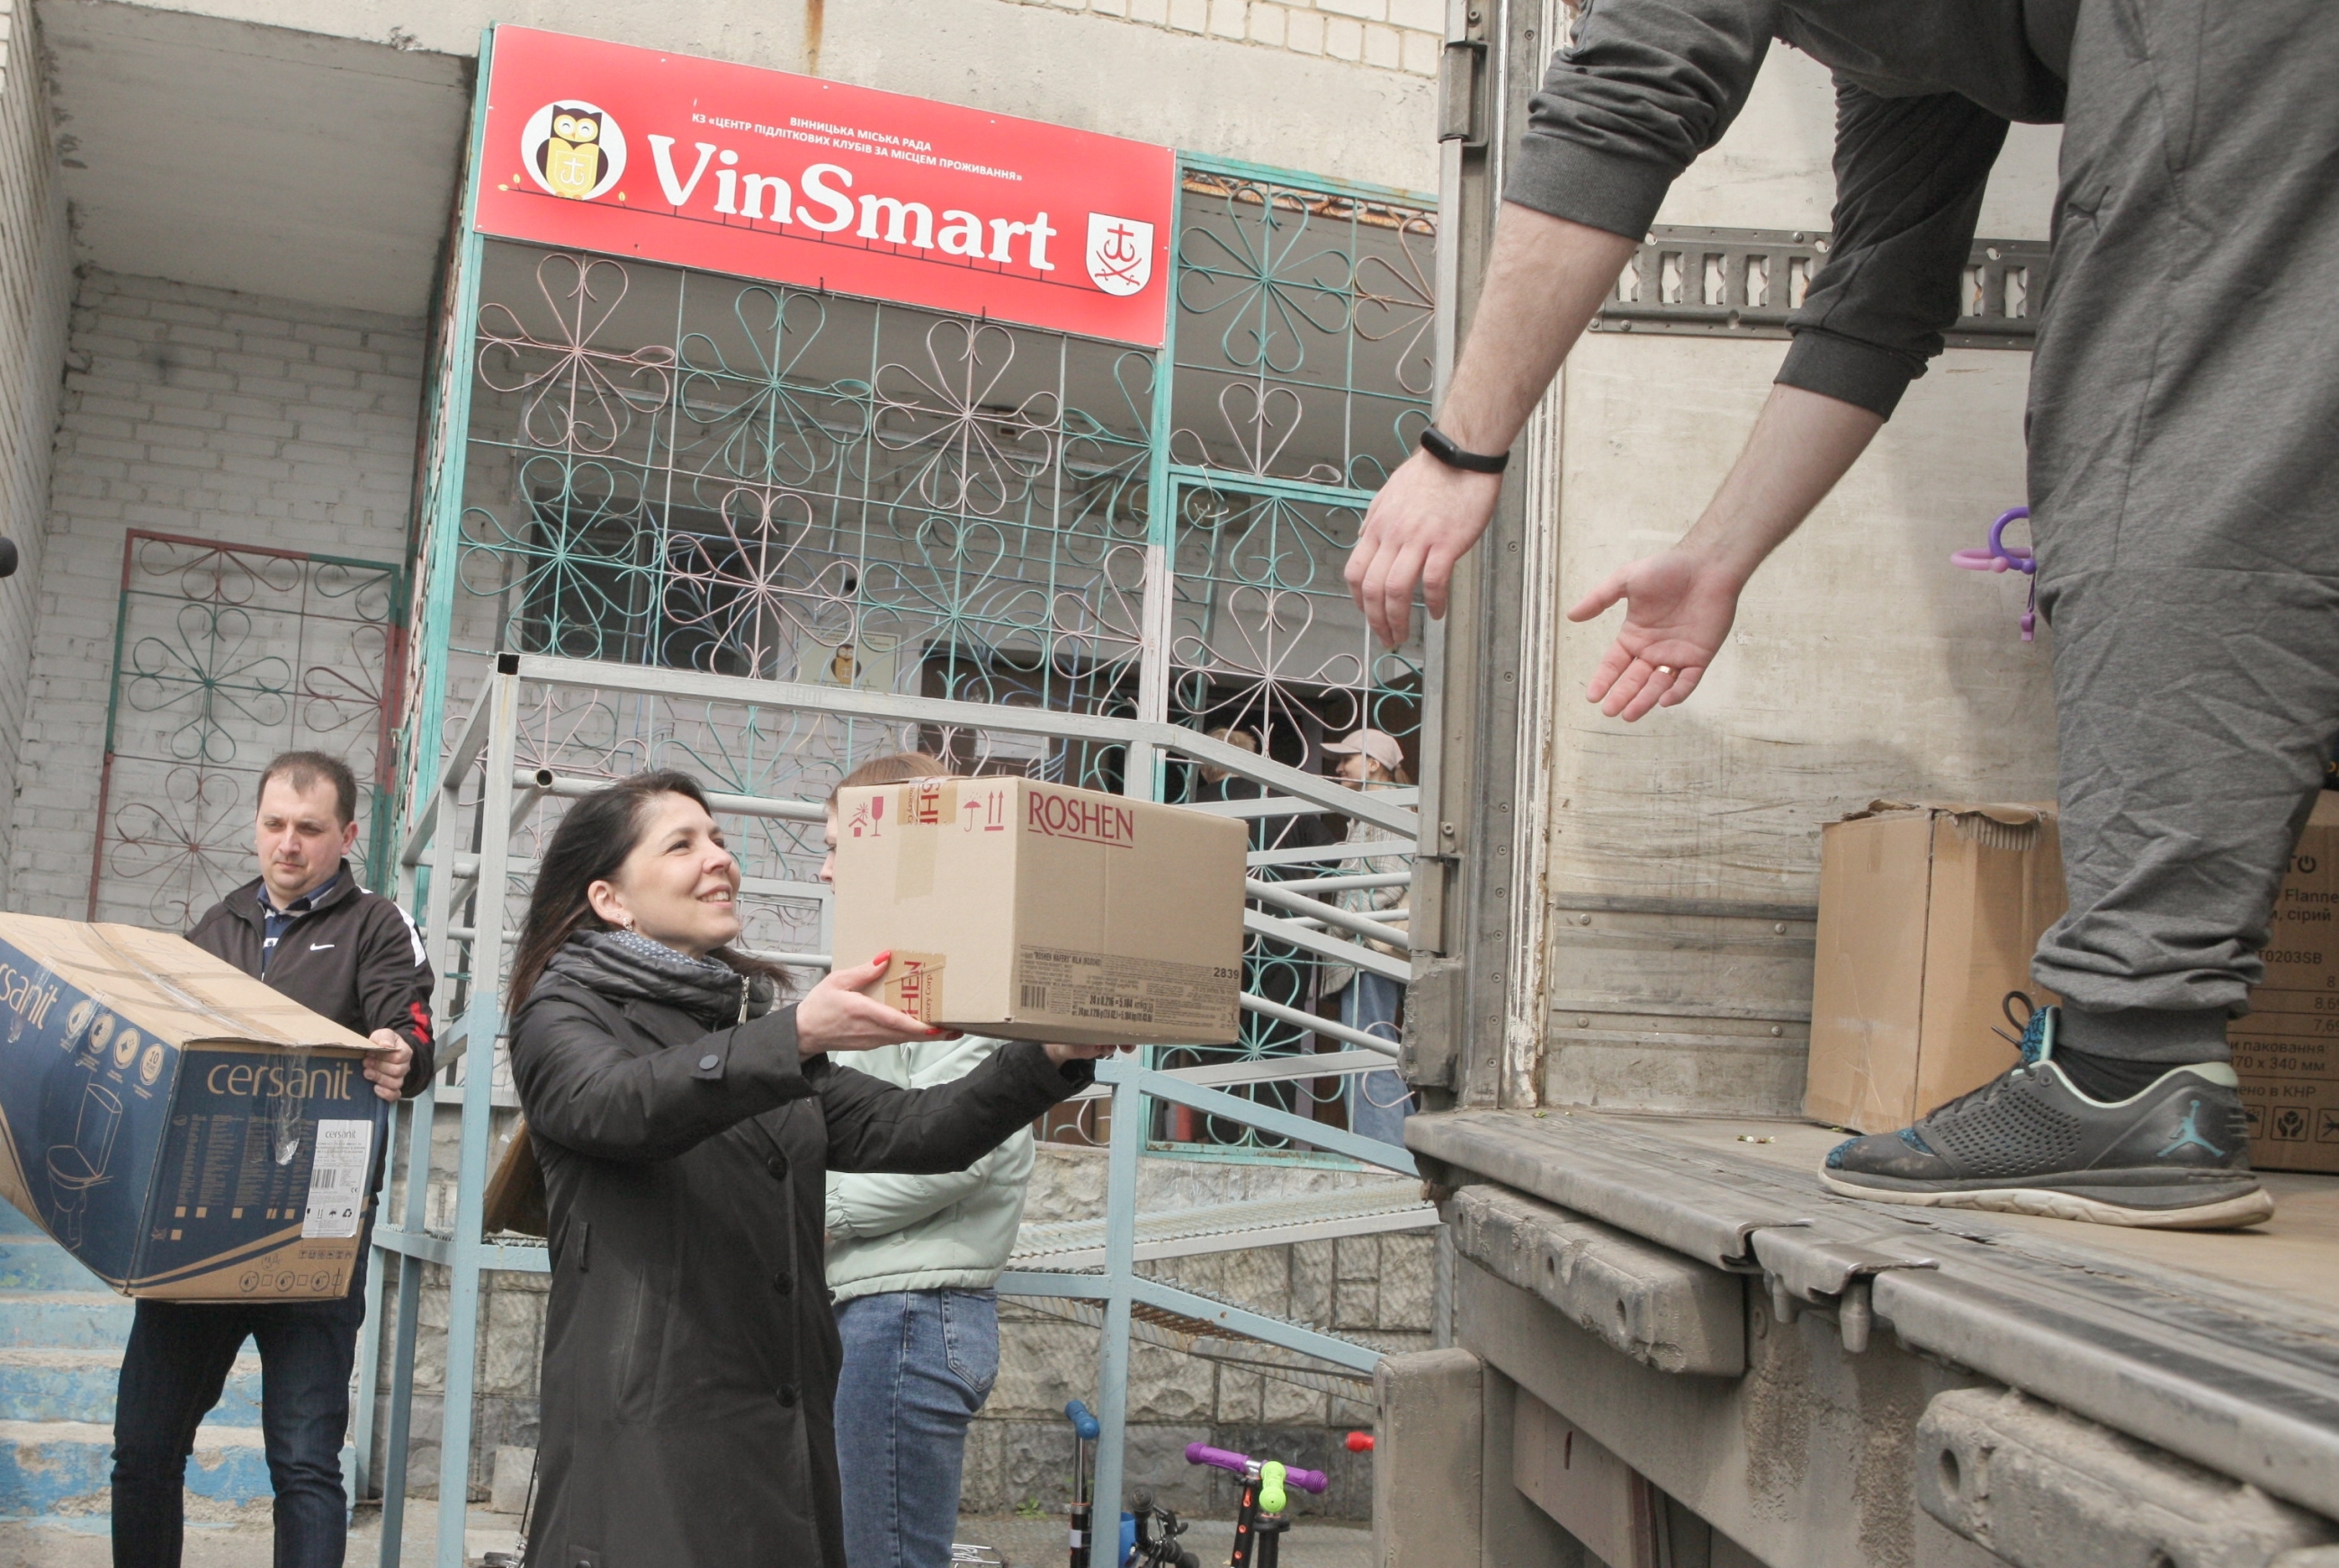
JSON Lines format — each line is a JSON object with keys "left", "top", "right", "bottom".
{"left": 1777, "top": 79, "right": 2010, "bottom": 417}
{"left": 1505, "top": 0, "right": 1779, "bottom": 241}
{"left": 1508, "top": 3, "right": 2020, "bottom": 419}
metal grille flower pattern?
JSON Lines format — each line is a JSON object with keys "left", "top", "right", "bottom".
{"left": 91, "top": 533, "right": 404, "bottom": 928}
{"left": 406, "top": 157, "right": 1435, "bottom": 1154}
{"left": 1170, "top": 169, "right": 1436, "bottom": 490}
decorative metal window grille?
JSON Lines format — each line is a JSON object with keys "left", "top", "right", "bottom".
{"left": 89, "top": 531, "right": 405, "bottom": 928}
{"left": 400, "top": 155, "right": 1434, "bottom": 1154}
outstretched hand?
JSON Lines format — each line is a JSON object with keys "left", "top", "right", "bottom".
{"left": 1564, "top": 547, "right": 1746, "bottom": 721}
{"left": 1345, "top": 451, "right": 1505, "bottom": 649}
{"left": 794, "top": 953, "right": 954, "bottom": 1058}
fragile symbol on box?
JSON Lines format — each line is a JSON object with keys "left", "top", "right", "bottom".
{"left": 846, "top": 793, "right": 886, "bottom": 838}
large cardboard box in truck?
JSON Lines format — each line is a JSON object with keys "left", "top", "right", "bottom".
{"left": 0, "top": 914, "right": 387, "bottom": 1300}
{"left": 829, "top": 775, "right": 1244, "bottom": 1045}
{"left": 1806, "top": 802, "right": 2066, "bottom": 1133}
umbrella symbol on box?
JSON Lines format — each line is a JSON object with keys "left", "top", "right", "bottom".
{"left": 1087, "top": 214, "right": 1154, "bottom": 297}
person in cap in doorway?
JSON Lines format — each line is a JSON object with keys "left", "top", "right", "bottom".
{"left": 1317, "top": 729, "right": 1416, "bottom": 1145}
{"left": 112, "top": 751, "right": 435, "bottom": 1568}
{"left": 1344, "top": 0, "right": 2321, "bottom": 1227}
{"left": 815, "top": 752, "right": 1064, "bottom": 1568}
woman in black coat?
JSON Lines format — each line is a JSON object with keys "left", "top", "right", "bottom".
{"left": 505, "top": 770, "right": 1109, "bottom": 1568}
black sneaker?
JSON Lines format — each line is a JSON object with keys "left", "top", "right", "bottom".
{"left": 1819, "top": 1006, "right": 2274, "bottom": 1230}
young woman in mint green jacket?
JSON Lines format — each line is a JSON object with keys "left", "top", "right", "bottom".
{"left": 820, "top": 753, "right": 1039, "bottom": 1568}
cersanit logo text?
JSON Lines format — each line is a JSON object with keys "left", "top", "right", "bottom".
{"left": 1026, "top": 791, "right": 1136, "bottom": 847}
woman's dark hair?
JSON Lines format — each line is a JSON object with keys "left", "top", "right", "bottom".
{"left": 506, "top": 769, "right": 791, "bottom": 1008}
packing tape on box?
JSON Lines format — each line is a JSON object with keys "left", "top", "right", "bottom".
{"left": 883, "top": 953, "right": 945, "bottom": 1025}
{"left": 892, "top": 781, "right": 959, "bottom": 901}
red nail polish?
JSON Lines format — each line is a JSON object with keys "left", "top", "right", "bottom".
{"left": 874, "top": 950, "right": 892, "bottom": 966}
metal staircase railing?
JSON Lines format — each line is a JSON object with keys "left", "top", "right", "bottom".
{"left": 362, "top": 652, "right": 1421, "bottom": 1566}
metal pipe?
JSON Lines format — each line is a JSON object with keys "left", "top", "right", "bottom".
{"left": 516, "top": 767, "right": 829, "bottom": 823}
{"left": 504, "top": 653, "right": 1422, "bottom": 837}
{"left": 1273, "top": 871, "right": 1413, "bottom": 895}
{"left": 1245, "top": 877, "right": 1412, "bottom": 949}
{"left": 1239, "top": 991, "right": 1400, "bottom": 1057}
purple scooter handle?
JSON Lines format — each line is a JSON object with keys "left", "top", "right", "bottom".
{"left": 1183, "top": 1443, "right": 1329, "bottom": 1493}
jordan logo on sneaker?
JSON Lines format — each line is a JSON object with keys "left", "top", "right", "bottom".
{"left": 2157, "top": 1098, "right": 2227, "bottom": 1159}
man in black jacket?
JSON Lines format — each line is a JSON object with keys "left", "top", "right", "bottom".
{"left": 1348, "top": 0, "right": 2335, "bottom": 1227}
{"left": 111, "top": 750, "right": 434, "bottom": 1568}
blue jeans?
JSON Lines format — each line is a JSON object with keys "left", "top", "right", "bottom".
{"left": 112, "top": 1291, "right": 363, "bottom": 1568}
{"left": 1342, "top": 971, "right": 1414, "bottom": 1146}
{"left": 833, "top": 1289, "right": 999, "bottom": 1568}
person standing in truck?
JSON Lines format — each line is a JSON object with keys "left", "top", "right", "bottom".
{"left": 112, "top": 751, "right": 435, "bottom": 1567}
{"left": 1346, "top": 0, "right": 2332, "bottom": 1228}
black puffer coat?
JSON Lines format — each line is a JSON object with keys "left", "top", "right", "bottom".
{"left": 509, "top": 974, "right": 1088, "bottom": 1568}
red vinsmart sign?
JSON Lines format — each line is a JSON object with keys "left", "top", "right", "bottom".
{"left": 475, "top": 27, "right": 1177, "bottom": 346}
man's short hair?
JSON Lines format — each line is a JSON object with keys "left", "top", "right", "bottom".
{"left": 257, "top": 751, "right": 360, "bottom": 828}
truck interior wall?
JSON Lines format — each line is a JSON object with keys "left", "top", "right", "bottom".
{"left": 0, "top": 0, "right": 74, "bottom": 909}
{"left": 1529, "top": 47, "right": 2065, "bottom": 1116}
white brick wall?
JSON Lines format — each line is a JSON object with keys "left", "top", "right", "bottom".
{"left": 0, "top": 0, "right": 75, "bottom": 909}
{"left": 4, "top": 273, "right": 426, "bottom": 918}
{"left": 1002, "top": 0, "right": 1443, "bottom": 76}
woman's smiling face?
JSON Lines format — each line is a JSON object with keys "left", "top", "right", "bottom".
{"left": 587, "top": 792, "right": 743, "bottom": 957}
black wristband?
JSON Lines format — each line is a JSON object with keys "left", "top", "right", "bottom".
{"left": 1420, "top": 424, "right": 1510, "bottom": 474}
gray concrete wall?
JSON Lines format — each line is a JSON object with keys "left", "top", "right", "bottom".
{"left": 372, "top": 1130, "right": 1432, "bottom": 1519}
{"left": 0, "top": 0, "right": 76, "bottom": 909}
{"left": 3, "top": 271, "right": 425, "bottom": 915}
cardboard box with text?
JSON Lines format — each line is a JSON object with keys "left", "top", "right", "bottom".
{"left": 829, "top": 777, "right": 1245, "bottom": 1045}
{"left": 1806, "top": 802, "right": 2066, "bottom": 1133}
{"left": 0, "top": 914, "right": 388, "bottom": 1300}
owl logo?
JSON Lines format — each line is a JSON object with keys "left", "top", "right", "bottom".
{"left": 521, "top": 100, "right": 627, "bottom": 202}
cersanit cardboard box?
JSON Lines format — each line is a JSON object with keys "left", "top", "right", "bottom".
{"left": 2232, "top": 791, "right": 2339, "bottom": 1173}
{"left": 0, "top": 914, "right": 388, "bottom": 1300}
{"left": 1806, "top": 802, "right": 2066, "bottom": 1133}
{"left": 830, "top": 776, "right": 1244, "bottom": 1045}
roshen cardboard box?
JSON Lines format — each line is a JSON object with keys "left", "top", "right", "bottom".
{"left": 1806, "top": 802, "right": 2066, "bottom": 1133}
{"left": 0, "top": 913, "right": 389, "bottom": 1300}
{"left": 2232, "top": 791, "right": 2339, "bottom": 1172}
{"left": 829, "top": 776, "right": 1245, "bottom": 1045}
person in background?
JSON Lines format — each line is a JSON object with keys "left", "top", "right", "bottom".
{"left": 506, "top": 769, "right": 1116, "bottom": 1568}
{"left": 112, "top": 751, "right": 434, "bottom": 1568}
{"left": 1317, "top": 730, "right": 1414, "bottom": 1143}
{"left": 819, "top": 753, "right": 1047, "bottom": 1568}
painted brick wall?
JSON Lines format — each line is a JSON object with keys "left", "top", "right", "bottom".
{"left": 999, "top": 0, "right": 1444, "bottom": 76}
{"left": 0, "top": 0, "right": 75, "bottom": 909}
{"left": 4, "top": 272, "right": 426, "bottom": 918}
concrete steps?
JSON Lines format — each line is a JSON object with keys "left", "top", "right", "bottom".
{"left": 0, "top": 1214, "right": 275, "bottom": 1533}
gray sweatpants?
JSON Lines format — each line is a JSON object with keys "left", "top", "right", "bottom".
{"left": 2027, "top": 0, "right": 2339, "bottom": 1062}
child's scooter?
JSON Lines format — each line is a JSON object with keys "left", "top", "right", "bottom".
{"left": 1065, "top": 1400, "right": 1103, "bottom": 1568}
{"left": 1126, "top": 1489, "right": 1201, "bottom": 1568}
{"left": 1182, "top": 1443, "right": 1330, "bottom": 1568}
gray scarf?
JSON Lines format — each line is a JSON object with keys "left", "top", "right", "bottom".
{"left": 545, "top": 929, "right": 779, "bottom": 1028}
